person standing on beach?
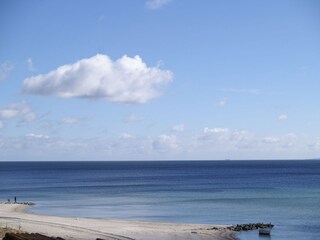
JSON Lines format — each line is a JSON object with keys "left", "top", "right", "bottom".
{"left": 14, "top": 196, "right": 16, "bottom": 203}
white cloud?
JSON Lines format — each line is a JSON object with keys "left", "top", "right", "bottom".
{"left": 204, "top": 127, "right": 230, "bottom": 134}
{"left": 220, "top": 88, "right": 260, "bottom": 95}
{"left": 153, "top": 134, "right": 178, "bottom": 151}
{"left": 62, "top": 117, "right": 79, "bottom": 124}
{"left": 200, "top": 127, "right": 254, "bottom": 149}
{"left": 26, "top": 133, "right": 50, "bottom": 139}
{"left": 125, "top": 114, "right": 144, "bottom": 122}
{"left": 262, "top": 133, "right": 296, "bottom": 149}
{"left": 191, "top": 128, "right": 307, "bottom": 159}
{"left": 201, "top": 128, "right": 298, "bottom": 150}
{"left": 171, "top": 124, "right": 185, "bottom": 132}
{"left": 263, "top": 136, "right": 280, "bottom": 143}
{"left": 23, "top": 54, "right": 173, "bottom": 104}
{"left": 217, "top": 98, "right": 227, "bottom": 108}
{"left": 0, "top": 128, "right": 316, "bottom": 160}
{"left": 278, "top": 114, "right": 288, "bottom": 121}
{"left": 0, "top": 102, "right": 36, "bottom": 124}
{"left": 145, "top": 0, "right": 172, "bottom": 10}
{"left": 0, "top": 109, "right": 19, "bottom": 119}
{"left": 120, "top": 133, "right": 135, "bottom": 140}
{"left": 308, "top": 137, "right": 320, "bottom": 151}
{"left": 280, "top": 133, "right": 296, "bottom": 147}
{"left": 27, "top": 58, "right": 36, "bottom": 72}
{"left": 230, "top": 130, "right": 253, "bottom": 144}
{"left": 0, "top": 62, "right": 14, "bottom": 81}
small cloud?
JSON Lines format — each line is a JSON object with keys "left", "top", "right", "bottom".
{"left": 217, "top": 98, "right": 227, "bottom": 108}
{"left": 308, "top": 137, "right": 320, "bottom": 151}
{"left": 204, "top": 127, "right": 230, "bottom": 134}
{"left": 219, "top": 88, "right": 260, "bottom": 95}
{"left": 0, "top": 109, "right": 19, "bottom": 119}
{"left": 145, "top": 0, "right": 172, "bottom": 10}
{"left": 171, "top": 124, "right": 184, "bottom": 132}
{"left": 262, "top": 133, "right": 296, "bottom": 148}
{"left": 125, "top": 114, "right": 144, "bottom": 122}
{"left": 23, "top": 54, "right": 173, "bottom": 104}
{"left": 153, "top": 134, "right": 178, "bottom": 151}
{"left": 201, "top": 127, "right": 253, "bottom": 146}
{"left": 120, "top": 133, "right": 135, "bottom": 140}
{"left": 0, "top": 102, "right": 36, "bottom": 124}
{"left": 278, "top": 114, "right": 288, "bottom": 121}
{"left": 27, "top": 58, "right": 36, "bottom": 72}
{"left": 62, "top": 117, "right": 80, "bottom": 124}
{"left": 0, "top": 62, "right": 14, "bottom": 81}
{"left": 26, "top": 133, "right": 49, "bottom": 139}
{"left": 263, "top": 137, "right": 279, "bottom": 143}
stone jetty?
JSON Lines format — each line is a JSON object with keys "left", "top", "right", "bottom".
{"left": 226, "top": 223, "right": 274, "bottom": 231}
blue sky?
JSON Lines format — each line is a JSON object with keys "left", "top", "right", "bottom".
{"left": 0, "top": 0, "right": 319, "bottom": 160}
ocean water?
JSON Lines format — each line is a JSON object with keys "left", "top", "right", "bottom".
{"left": 0, "top": 160, "right": 320, "bottom": 240}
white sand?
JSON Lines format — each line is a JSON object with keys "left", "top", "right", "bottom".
{"left": 0, "top": 203, "right": 235, "bottom": 240}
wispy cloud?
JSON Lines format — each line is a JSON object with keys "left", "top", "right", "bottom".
{"left": 0, "top": 62, "right": 14, "bottom": 81}
{"left": 217, "top": 98, "right": 227, "bottom": 108}
{"left": 26, "top": 133, "right": 50, "bottom": 139}
{"left": 125, "top": 114, "right": 144, "bottom": 122}
{"left": 0, "top": 126, "right": 314, "bottom": 160}
{"left": 262, "top": 133, "right": 296, "bottom": 148}
{"left": 61, "top": 117, "right": 80, "bottom": 124}
{"left": 145, "top": 0, "right": 172, "bottom": 10}
{"left": 262, "top": 136, "right": 280, "bottom": 143}
{"left": 27, "top": 58, "right": 36, "bottom": 72}
{"left": 171, "top": 124, "right": 185, "bottom": 132}
{"left": 219, "top": 88, "right": 260, "bottom": 95}
{"left": 278, "top": 114, "right": 288, "bottom": 121}
{"left": 120, "top": 133, "right": 135, "bottom": 140}
{"left": 153, "top": 134, "right": 178, "bottom": 152}
{"left": 0, "top": 101, "right": 36, "bottom": 125}
{"left": 23, "top": 54, "right": 173, "bottom": 104}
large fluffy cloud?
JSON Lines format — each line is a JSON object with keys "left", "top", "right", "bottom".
{"left": 23, "top": 54, "right": 173, "bottom": 104}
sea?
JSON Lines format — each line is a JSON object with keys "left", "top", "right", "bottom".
{"left": 0, "top": 160, "right": 320, "bottom": 240}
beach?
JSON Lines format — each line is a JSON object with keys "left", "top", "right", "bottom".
{"left": 0, "top": 203, "right": 235, "bottom": 240}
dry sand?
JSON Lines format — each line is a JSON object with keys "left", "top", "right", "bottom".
{"left": 0, "top": 203, "right": 236, "bottom": 240}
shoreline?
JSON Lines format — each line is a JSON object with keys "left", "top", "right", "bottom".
{"left": 0, "top": 203, "right": 236, "bottom": 240}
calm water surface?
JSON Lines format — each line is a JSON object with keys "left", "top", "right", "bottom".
{"left": 0, "top": 160, "right": 319, "bottom": 240}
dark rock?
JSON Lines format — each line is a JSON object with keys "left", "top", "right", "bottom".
{"left": 227, "top": 222, "right": 274, "bottom": 232}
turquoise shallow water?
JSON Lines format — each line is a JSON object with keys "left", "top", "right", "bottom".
{"left": 0, "top": 160, "right": 319, "bottom": 240}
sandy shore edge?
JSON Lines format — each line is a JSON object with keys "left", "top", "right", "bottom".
{"left": 0, "top": 203, "right": 236, "bottom": 240}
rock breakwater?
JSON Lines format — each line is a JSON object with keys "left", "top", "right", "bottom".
{"left": 227, "top": 223, "right": 274, "bottom": 232}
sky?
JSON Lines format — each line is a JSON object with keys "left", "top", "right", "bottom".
{"left": 0, "top": 0, "right": 320, "bottom": 161}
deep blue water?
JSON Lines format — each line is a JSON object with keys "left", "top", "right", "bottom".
{"left": 0, "top": 160, "right": 320, "bottom": 240}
